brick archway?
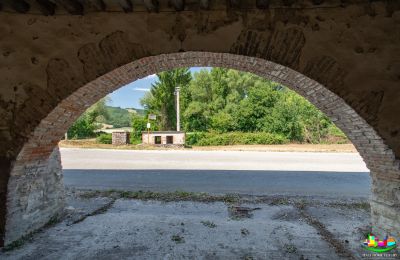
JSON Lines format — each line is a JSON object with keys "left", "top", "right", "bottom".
{"left": 6, "top": 52, "right": 400, "bottom": 245}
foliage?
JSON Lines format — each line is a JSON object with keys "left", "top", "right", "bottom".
{"left": 187, "top": 132, "right": 288, "bottom": 146}
{"left": 85, "top": 97, "right": 110, "bottom": 126}
{"left": 140, "top": 68, "right": 348, "bottom": 144}
{"left": 67, "top": 114, "right": 96, "bottom": 139}
{"left": 130, "top": 134, "right": 142, "bottom": 145}
{"left": 96, "top": 133, "right": 112, "bottom": 144}
{"left": 141, "top": 68, "right": 192, "bottom": 130}
{"left": 67, "top": 98, "right": 110, "bottom": 139}
{"left": 71, "top": 68, "right": 348, "bottom": 145}
{"left": 105, "top": 106, "right": 132, "bottom": 128}
{"left": 131, "top": 114, "right": 147, "bottom": 138}
{"left": 68, "top": 96, "right": 146, "bottom": 139}
{"left": 185, "top": 132, "right": 207, "bottom": 146}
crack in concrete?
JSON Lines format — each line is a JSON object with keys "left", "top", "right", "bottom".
{"left": 70, "top": 199, "right": 116, "bottom": 225}
{"left": 294, "top": 202, "right": 356, "bottom": 260}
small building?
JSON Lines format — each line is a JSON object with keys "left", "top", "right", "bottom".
{"left": 112, "top": 131, "right": 130, "bottom": 145}
{"left": 142, "top": 131, "right": 185, "bottom": 146}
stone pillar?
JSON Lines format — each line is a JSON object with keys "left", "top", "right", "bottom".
{"left": 112, "top": 132, "right": 130, "bottom": 145}
{"left": 5, "top": 147, "right": 65, "bottom": 245}
{"left": 370, "top": 174, "right": 400, "bottom": 238}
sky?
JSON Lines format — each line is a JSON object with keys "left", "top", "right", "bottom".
{"left": 107, "top": 67, "right": 210, "bottom": 109}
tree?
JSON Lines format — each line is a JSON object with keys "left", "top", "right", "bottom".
{"left": 262, "top": 92, "right": 305, "bottom": 142}
{"left": 67, "top": 113, "right": 96, "bottom": 139}
{"left": 131, "top": 114, "right": 147, "bottom": 139}
{"left": 86, "top": 97, "right": 110, "bottom": 127}
{"left": 140, "top": 67, "right": 346, "bottom": 144}
{"left": 210, "top": 111, "right": 235, "bottom": 133}
{"left": 141, "top": 69, "right": 192, "bottom": 130}
{"left": 67, "top": 97, "right": 110, "bottom": 139}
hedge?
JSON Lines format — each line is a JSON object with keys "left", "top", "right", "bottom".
{"left": 186, "top": 132, "right": 288, "bottom": 146}
{"left": 96, "top": 133, "right": 112, "bottom": 144}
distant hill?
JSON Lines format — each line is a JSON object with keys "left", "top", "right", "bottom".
{"left": 126, "top": 107, "right": 146, "bottom": 116}
{"left": 104, "top": 106, "right": 145, "bottom": 128}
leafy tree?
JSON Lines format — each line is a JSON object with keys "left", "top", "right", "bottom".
{"left": 67, "top": 97, "right": 110, "bottom": 139}
{"left": 86, "top": 97, "right": 110, "bottom": 126}
{"left": 67, "top": 113, "right": 96, "bottom": 139}
{"left": 141, "top": 69, "right": 192, "bottom": 130}
{"left": 183, "top": 101, "right": 209, "bottom": 131}
{"left": 139, "top": 67, "right": 348, "bottom": 144}
{"left": 262, "top": 92, "right": 305, "bottom": 142}
{"left": 210, "top": 111, "right": 235, "bottom": 133}
{"left": 131, "top": 114, "right": 147, "bottom": 138}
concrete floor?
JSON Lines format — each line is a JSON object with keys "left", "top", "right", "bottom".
{"left": 1, "top": 192, "right": 378, "bottom": 260}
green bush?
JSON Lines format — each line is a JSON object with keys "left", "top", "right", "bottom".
{"left": 130, "top": 132, "right": 142, "bottom": 145}
{"left": 186, "top": 132, "right": 207, "bottom": 146}
{"left": 67, "top": 114, "right": 96, "bottom": 139}
{"left": 187, "top": 132, "right": 288, "bottom": 146}
{"left": 96, "top": 133, "right": 112, "bottom": 144}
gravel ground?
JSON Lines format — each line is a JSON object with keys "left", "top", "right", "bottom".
{"left": 2, "top": 189, "right": 395, "bottom": 260}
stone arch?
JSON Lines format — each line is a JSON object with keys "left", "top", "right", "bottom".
{"left": 5, "top": 52, "right": 400, "bottom": 245}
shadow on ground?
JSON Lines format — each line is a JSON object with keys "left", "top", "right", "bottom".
{"left": 1, "top": 189, "right": 390, "bottom": 260}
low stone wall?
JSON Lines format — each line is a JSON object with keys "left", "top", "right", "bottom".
{"left": 112, "top": 132, "right": 130, "bottom": 145}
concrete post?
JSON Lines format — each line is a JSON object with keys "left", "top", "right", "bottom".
{"left": 175, "top": 86, "right": 180, "bottom": 132}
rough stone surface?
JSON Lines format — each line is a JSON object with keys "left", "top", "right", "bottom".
{"left": 112, "top": 132, "right": 130, "bottom": 146}
{"left": 5, "top": 147, "right": 64, "bottom": 244}
{"left": 0, "top": 1, "right": 399, "bottom": 246}
{"left": 0, "top": 195, "right": 377, "bottom": 259}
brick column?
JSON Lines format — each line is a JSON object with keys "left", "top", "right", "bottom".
{"left": 370, "top": 174, "right": 400, "bottom": 238}
{"left": 5, "top": 147, "right": 64, "bottom": 245}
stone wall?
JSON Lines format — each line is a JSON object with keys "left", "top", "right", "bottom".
{"left": 112, "top": 132, "right": 130, "bottom": 146}
{"left": 6, "top": 147, "right": 64, "bottom": 244}
{"left": 0, "top": 1, "right": 399, "bottom": 246}
{"left": 4, "top": 52, "right": 398, "bottom": 245}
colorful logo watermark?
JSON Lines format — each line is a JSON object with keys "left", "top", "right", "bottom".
{"left": 362, "top": 233, "right": 397, "bottom": 253}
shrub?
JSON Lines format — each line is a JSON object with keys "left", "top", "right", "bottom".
{"left": 188, "top": 132, "right": 288, "bottom": 146}
{"left": 96, "top": 133, "right": 112, "bottom": 144}
{"left": 186, "top": 132, "right": 207, "bottom": 146}
{"left": 67, "top": 114, "right": 96, "bottom": 139}
{"left": 130, "top": 132, "right": 142, "bottom": 145}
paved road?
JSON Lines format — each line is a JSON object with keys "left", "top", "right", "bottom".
{"left": 61, "top": 148, "right": 371, "bottom": 198}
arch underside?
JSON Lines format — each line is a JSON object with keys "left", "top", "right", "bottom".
{"left": 6, "top": 52, "right": 400, "bottom": 245}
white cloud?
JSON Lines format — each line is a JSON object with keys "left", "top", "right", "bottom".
{"left": 143, "top": 74, "right": 157, "bottom": 79}
{"left": 133, "top": 87, "right": 150, "bottom": 92}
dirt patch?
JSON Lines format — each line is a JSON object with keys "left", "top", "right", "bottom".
{"left": 271, "top": 208, "right": 301, "bottom": 221}
{"left": 60, "top": 139, "right": 356, "bottom": 153}
{"left": 192, "top": 143, "right": 356, "bottom": 153}
{"left": 228, "top": 206, "right": 261, "bottom": 220}
{"left": 59, "top": 139, "right": 186, "bottom": 150}
{"left": 77, "top": 189, "right": 240, "bottom": 204}
{"left": 200, "top": 220, "right": 217, "bottom": 228}
{"left": 171, "top": 234, "right": 185, "bottom": 244}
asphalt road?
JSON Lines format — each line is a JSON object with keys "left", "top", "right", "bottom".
{"left": 61, "top": 148, "right": 371, "bottom": 198}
